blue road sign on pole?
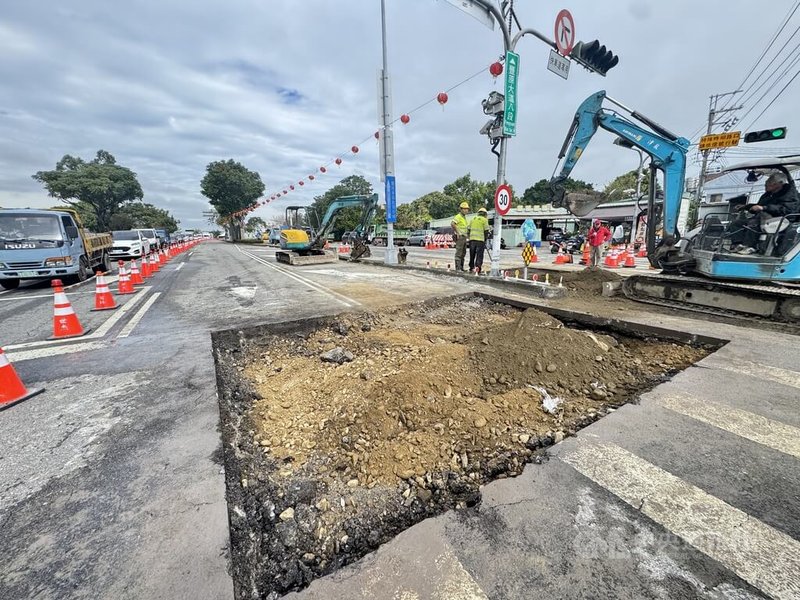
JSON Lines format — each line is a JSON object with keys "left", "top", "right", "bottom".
{"left": 385, "top": 175, "right": 396, "bottom": 223}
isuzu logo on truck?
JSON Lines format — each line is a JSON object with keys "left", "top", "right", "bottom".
{"left": 3, "top": 243, "right": 36, "bottom": 249}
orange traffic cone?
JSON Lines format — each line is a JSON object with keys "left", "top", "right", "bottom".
{"left": 50, "top": 279, "right": 88, "bottom": 339}
{"left": 580, "top": 244, "right": 591, "bottom": 265}
{"left": 159, "top": 248, "right": 167, "bottom": 264}
{"left": 91, "top": 271, "right": 118, "bottom": 311}
{"left": 149, "top": 252, "right": 160, "bottom": 273}
{"left": 637, "top": 246, "right": 647, "bottom": 258}
{"left": 140, "top": 254, "right": 152, "bottom": 278}
{"left": 129, "top": 259, "right": 144, "bottom": 285}
{"left": 117, "top": 261, "right": 136, "bottom": 295}
{"left": 0, "top": 348, "right": 44, "bottom": 410}
{"left": 623, "top": 247, "right": 637, "bottom": 268}
{"left": 554, "top": 246, "right": 568, "bottom": 264}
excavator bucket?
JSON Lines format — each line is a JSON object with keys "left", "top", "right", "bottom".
{"left": 563, "top": 191, "right": 606, "bottom": 217}
{"left": 349, "top": 238, "right": 371, "bottom": 261}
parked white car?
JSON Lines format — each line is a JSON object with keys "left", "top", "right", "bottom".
{"left": 133, "top": 228, "right": 159, "bottom": 253}
{"left": 110, "top": 230, "right": 151, "bottom": 259}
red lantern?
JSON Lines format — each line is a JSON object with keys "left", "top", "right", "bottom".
{"left": 309, "top": 175, "right": 315, "bottom": 180}
{"left": 374, "top": 131, "right": 380, "bottom": 139}
{"left": 290, "top": 185, "right": 295, "bottom": 190}
{"left": 335, "top": 157, "right": 342, "bottom": 165}
{"left": 277, "top": 193, "right": 281, "bottom": 197}
{"left": 299, "top": 180, "right": 304, "bottom": 186}
{"left": 351, "top": 145, "right": 359, "bottom": 153}
{"left": 320, "top": 166, "right": 326, "bottom": 173}
{"left": 400, "top": 114, "right": 410, "bottom": 124}
{"left": 437, "top": 92, "right": 448, "bottom": 105}
{"left": 283, "top": 190, "right": 288, "bottom": 194}
{"left": 489, "top": 62, "right": 503, "bottom": 78}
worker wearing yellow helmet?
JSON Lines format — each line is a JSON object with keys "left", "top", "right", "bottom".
{"left": 451, "top": 201, "right": 471, "bottom": 271}
{"left": 468, "top": 207, "right": 491, "bottom": 273}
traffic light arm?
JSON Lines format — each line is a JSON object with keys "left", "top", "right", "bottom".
{"left": 549, "top": 90, "right": 690, "bottom": 238}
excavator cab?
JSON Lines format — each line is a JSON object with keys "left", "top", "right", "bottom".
{"left": 280, "top": 206, "right": 314, "bottom": 251}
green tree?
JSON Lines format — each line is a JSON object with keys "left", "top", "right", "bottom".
{"left": 522, "top": 178, "right": 594, "bottom": 205}
{"left": 396, "top": 201, "right": 431, "bottom": 230}
{"left": 307, "top": 175, "right": 373, "bottom": 239}
{"left": 245, "top": 216, "right": 267, "bottom": 237}
{"left": 200, "top": 159, "right": 265, "bottom": 240}
{"left": 33, "top": 150, "right": 143, "bottom": 231}
{"left": 603, "top": 169, "right": 658, "bottom": 201}
{"left": 442, "top": 174, "right": 495, "bottom": 211}
{"left": 210, "top": 229, "right": 222, "bottom": 238}
{"left": 109, "top": 202, "right": 179, "bottom": 232}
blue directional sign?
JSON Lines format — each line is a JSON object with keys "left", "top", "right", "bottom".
{"left": 385, "top": 175, "right": 396, "bottom": 223}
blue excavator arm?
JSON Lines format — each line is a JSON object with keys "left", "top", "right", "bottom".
{"left": 550, "top": 91, "right": 690, "bottom": 241}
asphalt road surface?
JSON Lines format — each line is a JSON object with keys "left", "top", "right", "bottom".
{"left": 1, "top": 241, "right": 798, "bottom": 600}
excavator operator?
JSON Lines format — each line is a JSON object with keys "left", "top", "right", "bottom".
{"left": 728, "top": 172, "right": 800, "bottom": 254}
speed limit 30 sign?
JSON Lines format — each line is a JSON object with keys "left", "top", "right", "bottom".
{"left": 494, "top": 183, "right": 512, "bottom": 216}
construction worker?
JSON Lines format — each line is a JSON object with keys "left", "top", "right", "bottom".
{"left": 587, "top": 219, "right": 612, "bottom": 269}
{"left": 451, "top": 201, "right": 471, "bottom": 271}
{"left": 468, "top": 207, "right": 491, "bottom": 273}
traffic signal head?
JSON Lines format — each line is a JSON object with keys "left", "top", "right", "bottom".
{"left": 570, "top": 40, "right": 619, "bottom": 76}
{"left": 744, "top": 127, "right": 787, "bottom": 143}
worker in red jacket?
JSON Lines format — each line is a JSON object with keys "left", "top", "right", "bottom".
{"left": 586, "top": 219, "right": 611, "bottom": 269}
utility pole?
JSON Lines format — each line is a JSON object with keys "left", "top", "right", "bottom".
{"left": 694, "top": 90, "right": 742, "bottom": 205}
{"left": 379, "top": 0, "right": 397, "bottom": 265}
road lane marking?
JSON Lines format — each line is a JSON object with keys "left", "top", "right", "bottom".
{"left": 3, "top": 287, "right": 152, "bottom": 350}
{"left": 175, "top": 262, "right": 184, "bottom": 271}
{"left": 117, "top": 292, "right": 161, "bottom": 338}
{"left": 710, "top": 359, "right": 800, "bottom": 390}
{"left": 561, "top": 440, "right": 800, "bottom": 600}
{"left": 235, "top": 246, "right": 359, "bottom": 308}
{"left": 658, "top": 392, "right": 800, "bottom": 459}
{"left": 6, "top": 341, "right": 107, "bottom": 362}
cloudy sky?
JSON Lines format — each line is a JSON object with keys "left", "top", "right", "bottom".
{"left": 2, "top": 0, "right": 799, "bottom": 230}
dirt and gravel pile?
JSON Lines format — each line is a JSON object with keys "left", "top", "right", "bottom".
{"left": 529, "top": 267, "right": 623, "bottom": 297}
{"left": 214, "top": 296, "right": 709, "bottom": 598}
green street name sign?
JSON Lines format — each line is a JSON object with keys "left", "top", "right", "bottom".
{"left": 503, "top": 50, "right": 520, "bottom": 136}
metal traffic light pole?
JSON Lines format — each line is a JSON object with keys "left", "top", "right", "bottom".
{"left": 444, "top": 1, "right": 602, "bottom": 277}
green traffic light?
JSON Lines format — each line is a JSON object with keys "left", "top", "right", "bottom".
{"left": 772, "top": 128, "right": 785, "bottom": 138}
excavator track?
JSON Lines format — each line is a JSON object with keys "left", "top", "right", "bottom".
{"left": 622, "top": 273, "right": 800, "bottom": 323}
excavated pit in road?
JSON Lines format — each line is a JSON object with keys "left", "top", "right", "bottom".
{"left": 212, "top": 293, "right": 719, "bottom": 599}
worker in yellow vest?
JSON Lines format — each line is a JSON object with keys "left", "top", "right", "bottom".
{"left": 451, "top": 201, "right": 471, "bottom": 271}
{"left": 468, "top": 207, "right": 491, "bottom": 273}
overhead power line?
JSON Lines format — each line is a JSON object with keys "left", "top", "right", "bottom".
{"left": 716, "top": 0, "right": 800, "bottom": 112}
{"left": 741, "top": 66, "right": 800, "bottom": 130}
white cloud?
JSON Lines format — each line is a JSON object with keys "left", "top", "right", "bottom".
{"left": 0, "top": 1, "right": 797, "bottom": 229}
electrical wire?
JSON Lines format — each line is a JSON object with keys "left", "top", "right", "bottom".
{"left": 716, "top": 0, "right": 800, "bottom": 112}
{"left": 741, "top": 66, "right": 800, "bottom": 130}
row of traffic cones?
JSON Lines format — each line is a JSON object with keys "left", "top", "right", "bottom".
{"left": 1, "top": 239, "right": 202, "bottom": 411}
{"left": 62, "top": 241, "right": 199, "bottom": 338}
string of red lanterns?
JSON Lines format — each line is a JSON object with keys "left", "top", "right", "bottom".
{"left": 225, "top": 58, "right": 502, "bottom": 220}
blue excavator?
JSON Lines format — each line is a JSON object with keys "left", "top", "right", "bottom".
{"left": 549, "top": 90, "right": 800, "bottom": 322}
{"left": 276, "top": 194, "right": 378, "bottom": 265}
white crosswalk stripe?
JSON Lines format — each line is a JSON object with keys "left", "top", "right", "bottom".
{"left": 658, "top": 392, "right": 800, "bottom": 458}
{"left": 561, "top": 440, "right": 800, "bottom": 600}
{"left": 709, "top": 359, "right": 800, "bottom": 390}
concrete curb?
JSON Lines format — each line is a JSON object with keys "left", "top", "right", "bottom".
{"left": 339, "top": 255, "right": 568, "bottom": 299}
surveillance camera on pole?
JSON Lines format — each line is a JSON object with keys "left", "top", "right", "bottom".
{"left": 482, "top": 91, "right": 505, "bottom": 115}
